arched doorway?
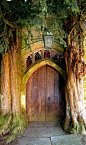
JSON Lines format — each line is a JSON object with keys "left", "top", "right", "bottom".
{"left": 26, "top": 65, "right": 65, "bottom": 122}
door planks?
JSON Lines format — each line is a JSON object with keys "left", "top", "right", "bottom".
{"left": 26, "top": 65, "right": 65, "bottom": 122}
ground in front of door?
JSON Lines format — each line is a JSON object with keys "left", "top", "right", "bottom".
{"left": 0, "top": 122, "right": 83, "bottom": 145}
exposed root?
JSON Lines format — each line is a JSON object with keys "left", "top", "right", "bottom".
{"left": 63, "top": 119, "right": 86, "bottom": 134}
{"left": 70, "top": 122, "right": 85, "bottom": 134}
{"left": 0, "top": 114, "right": 12, "bottom": 135}
{"left": 0, "top": 113, "right": 28, "bottom": 144}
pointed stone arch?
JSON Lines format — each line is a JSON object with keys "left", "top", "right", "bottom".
{"left": 21, "top": 59, "right": 65, "bottom": 110}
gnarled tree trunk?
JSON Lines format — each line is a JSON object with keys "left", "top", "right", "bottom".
{"left": 63, "top": 40, "right": 86, "bottom": 133}
{"left": 1, "top": 31, "right": 21, "bottom": 115}
{"left": 0, "top": 31, "right": 28, "bottom": 143}
{"left": 8, "top": 33, "right": 21, "bottom": 115}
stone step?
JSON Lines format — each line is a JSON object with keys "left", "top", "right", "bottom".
{"left": 29, "top": 121, "right": 61, "bottom": 127}
{"left": 23, "top": 126, "right": 65, "bottom": 138}
{"left": 9, "top": 122, "right": 82, "bottom": 145}
{"left": 51, "top": 134, "right": 82, "bottom": 145}
{"left": 16, "top": 133, "right": 82, "bottom": 145}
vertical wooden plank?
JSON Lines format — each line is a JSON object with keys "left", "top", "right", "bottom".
{"left": 38, "top": 66, "right": 46, "bottom": 121}
{"left": 31, "top": 69, "right": 38, "bottom": 121}
{"left": 46, "top": 65, "right": 55, "bottom": 121}
{"left": 37, "top": 67, "right": 42, "bottom": 119}
{"left": 54, "top": 70, "right": 61, "bottom": 121}
{"left": 43, "top": 65, "right": 46, "bottom": 121}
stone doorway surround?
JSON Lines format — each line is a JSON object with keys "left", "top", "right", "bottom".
{"left": 21, "top": 59, "right": 65, "bottom": 111}
{"left": 21, "top": 41, "right": 65, "bottom": 111}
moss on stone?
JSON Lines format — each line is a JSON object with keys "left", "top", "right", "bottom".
{"left": 0, "top": 113, "right": 28, "bottom": 143}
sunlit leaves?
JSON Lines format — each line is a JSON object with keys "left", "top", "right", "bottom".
{"left": 39, "top": 0, "right": 47, "bottom": 13}
{"left": 64, "top": 0, "right": 80, "bottom": 15}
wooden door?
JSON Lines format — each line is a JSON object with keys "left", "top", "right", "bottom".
{"left": 26, "top": 65, "right": 65, "bottom": 122}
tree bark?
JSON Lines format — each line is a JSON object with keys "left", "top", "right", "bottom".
{"left": 1, "top": 53, "right": 11, "bottom": 115}
{"left": 1, "top": 31, "right": 22, "bottom": 115}
{"left": 8, "top": 39, "right": 21, "bottom": 115}
{"left": 0, "top": 31, "right": 28, "bottom": 143}
{"left": 63, "top": 46, "right": 86, "bottom": 133}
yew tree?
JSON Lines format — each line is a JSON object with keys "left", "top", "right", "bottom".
{"left": 38, "top": 0, "right": 86, "bottom": 133}
{"left": 0, "top": 0, "right": 39, "bottom": 142}
{"left": 44, "top": 0, "right": 86, "bottom": 133}
{"left": 0, "top": 0, "right": 86, "bottom": 143}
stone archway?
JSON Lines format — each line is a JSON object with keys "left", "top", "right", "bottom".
{"left": 21, "top": 60, "right": 65, "bottom": 115}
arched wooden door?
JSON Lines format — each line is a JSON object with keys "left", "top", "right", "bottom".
{"left": 26, "top": 65, "right": 65, "bottom": 122}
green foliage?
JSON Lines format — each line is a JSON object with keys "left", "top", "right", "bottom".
{"left": 35, "top": 0, "right": 86, "bottom": 47}
{"left": 0, "top": 0, "right": 39, "bottom": 53}
{"left": 64, "top": 0, "right": 80, "bottom": 14}
{"left": 0, "top": 0, "right": 86, "bottom": 52}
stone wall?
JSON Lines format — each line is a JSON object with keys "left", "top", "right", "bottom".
{"left": 21, "top": 40, "right": 65, "bottom": 110}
